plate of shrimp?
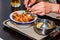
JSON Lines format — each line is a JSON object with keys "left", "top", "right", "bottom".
{"left": 9, "top": 10, "right": 38, "bottom": 24}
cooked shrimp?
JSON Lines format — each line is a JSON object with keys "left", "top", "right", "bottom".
{"left": 13, "top": 12, "right": 34, "bottom": 22}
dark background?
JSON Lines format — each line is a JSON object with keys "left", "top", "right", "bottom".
{"left": 0, "top": 0, "right": 31, "bottom": 40}
{"left": 57, "top": 0, "right": 60, "bottom": 4}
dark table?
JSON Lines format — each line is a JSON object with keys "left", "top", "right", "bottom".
{"left": 0, "top": 0, "right": 60, "bottom": 40}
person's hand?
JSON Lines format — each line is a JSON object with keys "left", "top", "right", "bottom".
{"left": 24, "top": 0, "right": 36, "bottom": 7}
{"left": 30, "top": 2, "right": 59, "bottom": 16}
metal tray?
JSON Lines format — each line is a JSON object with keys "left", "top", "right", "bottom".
{"left": 3, "top": 19, "right": 46, "bottom": 40}
{"left": 46, "top": 13, "right": 60, "bottom": 20}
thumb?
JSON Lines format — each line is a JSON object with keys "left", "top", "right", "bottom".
{"left": 28, "top": 0, "right": 36, "bottom": 6}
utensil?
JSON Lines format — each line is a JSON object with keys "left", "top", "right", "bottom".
{"left": 42, "top": 19, "right": 48, "bottom": 35}
{"left": 25, "top": 5, "right": 31, "bottom": 12}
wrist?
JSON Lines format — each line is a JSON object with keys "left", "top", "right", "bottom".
{"left": 58, "top": 4, "right": 60, "bottom": 14}
{"left": 51, "top": 4, "right": 59, "bottom": 13}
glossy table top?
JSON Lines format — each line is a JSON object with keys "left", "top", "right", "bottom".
{"left": 0, "top": 0, "right": 60, "bottom": 40}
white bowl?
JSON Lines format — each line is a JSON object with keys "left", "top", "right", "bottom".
{"left": 9, "top": 10, "right": 38, "bottom": 24}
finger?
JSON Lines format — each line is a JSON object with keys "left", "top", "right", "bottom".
{"left": 29, "top": 0, "right": 36, "bottom": 6}
{"left": 38, "top": 12, "right": 46, "bottom": 16}
{"left": 29, "top": 2, "right": 44, "bottom": 11}
{"left": 31, "top": 9, "right": 43, "bottom": 14}
{"left": 24, "top": 0, "right": 29, "bottom": 7}
{"left": 29, "top": 4, "right": 43, "bottom": 11}
{"left": 29, "top": 3, "right": 41, "bottom": 10}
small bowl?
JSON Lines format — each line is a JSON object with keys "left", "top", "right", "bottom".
{"left": 9, "top": 10, "right": 38, "bottom": 24}
{"left": 34, "top": 19, "right": 56, "bottom": 35}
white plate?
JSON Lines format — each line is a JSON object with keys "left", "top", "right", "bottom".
{"left": 9, "top": 10, "right": 38, "bottom": 24}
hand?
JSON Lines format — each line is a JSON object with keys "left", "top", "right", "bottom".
{"left": 24, "top": 0, "right": 36, "bottom": 7}
{"left": 30, "top": 2, "right": 59, "bottom": 16}
{"left": 30, "top": 2, "right": 52, "bottom": 16}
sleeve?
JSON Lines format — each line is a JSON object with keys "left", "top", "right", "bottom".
{"left": 57, "top": 0, "right": 60, "bottom": 4}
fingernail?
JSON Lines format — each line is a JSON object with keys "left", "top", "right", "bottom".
{"left": 29, "top": 10, "right": 31, "bottom": 11}
{"left": 28, "top": 4, "right": 30, "bottom": 7}
{"left": 25, "top": 5, "right": 28, "bottom": 8}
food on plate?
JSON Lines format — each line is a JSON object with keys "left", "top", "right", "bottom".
{"left": 12, "top": 12, "right": 34, "bottom": 22}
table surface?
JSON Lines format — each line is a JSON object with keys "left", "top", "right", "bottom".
{"left": 0, "top": 0, "right": 60, "bottom": 40}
